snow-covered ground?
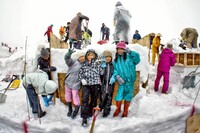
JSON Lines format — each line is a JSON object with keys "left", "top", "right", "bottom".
{"left": 0, "top": 42, "right": 200, "bottom": 133}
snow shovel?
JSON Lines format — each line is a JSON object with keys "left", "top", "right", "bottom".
{"left": 89, "top": 107, "right": 101, "bottom": 133}
{"left": 0, "top": 75, "right": 18, "bottom": 103}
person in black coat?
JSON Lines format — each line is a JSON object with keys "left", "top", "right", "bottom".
{"left": 99, "top": 50, "right": 114, "bottom": 117}
{"left": 37, "top": 48, "right": 57, "bottom": 107}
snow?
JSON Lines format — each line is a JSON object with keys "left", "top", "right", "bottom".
{"left": 0, "top": 41, "right": 200, "bottom": 133}
{"left": 1, "top": 0, "right": 200, "bottom": 132}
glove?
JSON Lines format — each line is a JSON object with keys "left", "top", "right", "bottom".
{"left": 50, "top": 66, "right": 57, "bottom": 71}
{"left": 81, "top": 79, "right": 87, "bottom": 85}
{"left": 101, "top": 56, "right": 106, "bottom": 67}
{"left": 125, "top": 47, "right": 131, "bottom": 54}
{"left": 101, "top": 62, "right": 106, "bottom": 68}
{"left": 68, "top": 48, "right": 76, "bottom": 55}
{"left": 116, "top": 75, "right": 124, "bottom": 85}
{"left": 109, "top": 76, "right": 115, "bottom": 85}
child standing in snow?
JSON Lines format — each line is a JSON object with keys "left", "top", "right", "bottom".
{"left": 110, "top": 41, "right": 140, "bottom": 117}
{"left": 64, "top": 48, "right": 85, "bottom": 119}
{"left": 22, "top": 70, "right": 57, "bottom": 118}
{"left": 38, "top": 48, "right": 57, "bottom": 107}
{"left": 154, "top": 43, "right": 176, "bottom": 94}
{"left": 78, "top": 49, "right": 103, "bottom": 126}
{"left": 99, "top": 50, "right": 114, "bottom": 117}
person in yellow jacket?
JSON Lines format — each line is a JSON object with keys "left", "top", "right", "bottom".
{"left": 82, "top": 30, "right": 91, "bottom": 48}
{"left": 152, "top": 33, "right": 162, "bottom": 66}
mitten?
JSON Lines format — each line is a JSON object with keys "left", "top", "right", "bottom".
{"left": 125, "top": 47, "right": 131, "bottom": 54}
{"left": 109, "top": 76, "right": 116, "bottom": 85}
{"left": 81, "top": 79, "right": 87, "bottom": 85}
{"left": 116, "top": 75, "right": 124, "bottom": 85}
{"left": 50, "top": 66, "right": 57, "bottom": 71}
{"left": 101, "top": 62, "right": 106, "bottom": 68}
{"left": 68, "top": 48, "right": 76, "bottom": 55}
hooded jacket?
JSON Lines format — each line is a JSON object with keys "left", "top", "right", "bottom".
{"left": 64, "top": 51, "right": 84, "bottom": 90}
{"left": 157, "top": 48, "right": 176, "bottom": 72}
{"left": 22, "top": 70, "right": 57, "bottom": 95}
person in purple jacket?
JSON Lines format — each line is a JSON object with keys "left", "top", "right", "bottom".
{"left": 154, "top": 43, "right": 176, "bottom": 94}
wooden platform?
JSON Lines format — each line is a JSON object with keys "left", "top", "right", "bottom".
{"left": 50, "top": 33, "right": 68, "bottom": 49}
{"left": 57, "top": 71, "right": 140, "bottom": 105}
{"left": 132, "top": 33, "right": 155, "bottom": 48}
{"left": 175, "top": 52, "right": 200, "bottom": 66}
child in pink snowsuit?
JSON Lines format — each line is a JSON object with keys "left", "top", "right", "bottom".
{"left": 154, "top": 43, "right": 176, "bottom": 93}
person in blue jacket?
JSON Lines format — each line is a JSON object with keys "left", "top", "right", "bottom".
{"left": 133, "top": 30, "right": 141, "bottom": 40}
{"left": 110, "top": 41, "right": 140, "bottom": 117}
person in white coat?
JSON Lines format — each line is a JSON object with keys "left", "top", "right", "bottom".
{"left": 22, "top": 70, "right": 58, "bottom": 118}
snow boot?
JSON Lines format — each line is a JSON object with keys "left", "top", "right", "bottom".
{"left": 122, "top": 101, "right": 130, "bottom": 117}
{"left": 67, "top": 102, "right": 73, "bottom": 117}
{"left": 38, "top": 111, "right": 46, "bottom": 118}
{"left": 47, "top": 95, "right": 54, "bottom": 103}
{"left": 71, "top": 105, "right": 80, "bottom": 119}
{"left": 82, "top": 118, "right": 88, "bottom": 127}
{"left": 42, "top": 96, "right": 49, "bottom": 107}
{"left": 113, "top": 101, "right": 122, "bottom": 117}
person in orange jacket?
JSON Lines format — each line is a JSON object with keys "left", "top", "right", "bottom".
{"left": 59, "top": 26, "right": 66, "bottom": 41}
{"left": 151, "top": 33, "right": 162, "bottom": 66}
{"left": 44, "top": 24, "right": 53, "bottom": 42}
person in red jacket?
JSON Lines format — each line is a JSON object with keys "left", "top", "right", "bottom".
{"left": 44, "top": 24, "right": 53, "bottom": 42}
{"left": 154, "top": 43, "right": 176, "bottom": 94}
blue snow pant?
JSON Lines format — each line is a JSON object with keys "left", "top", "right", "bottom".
{"left": 25, "top": 84, "right": 42, "bottom": 114}
{"left": 115, "top": 83, "right": 134, "bottom": 102}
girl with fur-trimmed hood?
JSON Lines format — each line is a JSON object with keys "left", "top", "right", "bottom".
{"left": 64, "top": 49, "right": 86, "bottom": 119}
{"left": 78, "top": 49, "right": 103, "bottom": 127}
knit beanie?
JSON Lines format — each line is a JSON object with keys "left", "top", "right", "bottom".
{"left": 41, "top": 48, "right": 49, "bottom": 58}
{"left": 116, "top": 41, "right": 126, "bottom": 49}
{"left": 103, "top": 50, "right": 112, "bottom": 58}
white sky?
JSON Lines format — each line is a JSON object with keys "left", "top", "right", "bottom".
{"left": 0, "top": 0, "right": 200, "bottom": 47}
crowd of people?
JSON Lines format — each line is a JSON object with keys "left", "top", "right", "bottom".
{"left": 27, "top": 0, "right": 199, "bottom": 128}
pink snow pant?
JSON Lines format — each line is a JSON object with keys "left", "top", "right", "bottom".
{"left": 154, "top": 70, "right": 169, "bottom": 93}
{"left": 65, "top": 86, "right": 80, "bottom": 106}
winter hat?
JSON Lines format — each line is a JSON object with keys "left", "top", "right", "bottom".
{"left": 116, "top": 1, "right": 122, "bottom": 7}
{"left": 44, "top": 80, "right": 58, "bottom": 94}
{"left": 72, "top": 50, "right": 86, "bottom": 59}
{"left": 103, "top": 50, "right": 112, "bottom": 58}
{"left": 86, "top": 49, "right": 98, "bottom": 59}
{"left": 77, "top": 12, "right": 82, "bottom": 16}
{"left": 41, "top": 48, "right": 50, "bottom": 58}
{"left": 156, "top": 33, "right": 162, "bottom": 37}
{"left": 167, "top": 43, "right": 173, "bottom": 49}
{"left": 116, "top": 41, "right": 126, "bottom": 49}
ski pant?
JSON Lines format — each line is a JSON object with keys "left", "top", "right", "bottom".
{"left": 65, "top": 86, "right": 80, "bottom": 106}
{"left": 99, "top": 91, "right": 113, "bottom": 115}
{"left": 81, "top": 85, "right": 100, "bottom": 119}
{"left": 24, "top": 84, "right": 42, "bottom": 113}
{"left": 154, "top": 70, "right": 169, "bottom": 93}
{"left": 115, "top": 83, "right": 134, "bottom": 102}
{"left": 152, "top": 46, "right": 159, "bottom": 66}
